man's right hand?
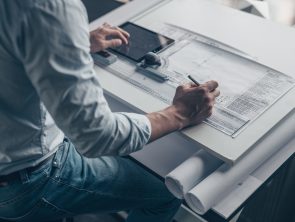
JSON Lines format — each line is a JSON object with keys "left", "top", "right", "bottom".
{"left": 172, "top": 80, "right": 220, "bottom": 129}
{"left": 147, "top": 80, "right": 220, "bottom": 142}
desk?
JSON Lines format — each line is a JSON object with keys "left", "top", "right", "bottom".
{"left": 106, "top": 93, "right": 295, "bottom": 222}
{"left": 93, "top": 0, "right": 295, "bottom": 165}
{"left": 89, "top": 0, "right": 295, "bottom": 220}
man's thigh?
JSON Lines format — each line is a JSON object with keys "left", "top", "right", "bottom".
{"left": 43, "top": 140, "right": 177, "bottom": 216}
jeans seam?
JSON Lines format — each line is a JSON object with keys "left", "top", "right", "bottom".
{"left": 48, "top": 177, "right": 95, "bottom": 194}
{"left": 0, "top": 199, "right": 43, "bottom": 220}
{"left": 48, "top": 176, "right": 173, "bottom": 202}
{"left": 41, "top": 197, "right": 74, "bottom": 215}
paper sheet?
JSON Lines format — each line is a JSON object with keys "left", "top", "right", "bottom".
{"left": 183, "top": 110, "right": 295, "bottom": 214}
{"left": 99, "top": 23, "right": 295, "bottom": 137}
{"left": 165, "top": 150, "right": 223, "bottom": 198}
{"left": 156, "top": 24, "right": 295, "bottom": 136}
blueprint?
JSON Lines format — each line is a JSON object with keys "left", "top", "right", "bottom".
{"left": 98, "top": 23, "right": 295, "bottom": 137}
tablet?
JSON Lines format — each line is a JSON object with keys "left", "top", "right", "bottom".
{"left": 110, "top": 22, "right": 175, "bottom": 62}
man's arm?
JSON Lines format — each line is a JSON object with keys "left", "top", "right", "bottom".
{"left": 147, "top": 82, "right": 219, "bottom": 142}
{"left": 16, "top": 0, "right": 219, "bottom": 158}
{"left": 89, "top": 24, "right": 219, "bottom": 142}
{"left": 16, "top": 0, "right": 152, "bottom": 157}
{"left": 89, "top": 26, "right": 220, "bottom": 143}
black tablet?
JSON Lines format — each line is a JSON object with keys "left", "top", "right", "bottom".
{"left": 110, "top": 22, "right": 175, "bottom": 62}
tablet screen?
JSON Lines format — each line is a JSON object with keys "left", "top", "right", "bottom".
{"left": 110, "top": 22, "right": 175, "bottom": 62}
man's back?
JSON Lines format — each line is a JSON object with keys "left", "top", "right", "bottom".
{"left": 0, "top": 1, "right": 218, "bottom": 221}
{"left": 0, "top": 0, "right": 70, "bottom": 175}
{"left": 0, "top": 0, "right": 152, "bottom": 176}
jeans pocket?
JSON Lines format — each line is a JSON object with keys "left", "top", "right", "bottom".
{"left": 29, "top": 155, "right": 54, "bottom": 176}
{"left": 33, "top": 198, "right": 74, "bottom": 221}
{"left": 0, "top": 198, "right": 73, "bottom": 222}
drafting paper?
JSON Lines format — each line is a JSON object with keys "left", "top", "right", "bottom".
{"left": 100, "top": 23, "right": 294, "bottom": 137}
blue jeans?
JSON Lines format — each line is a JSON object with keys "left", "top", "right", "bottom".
{"left": 0, "top": 139, "right": 181, "bottom": 222}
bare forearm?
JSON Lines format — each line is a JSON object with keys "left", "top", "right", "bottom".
{"left": 146, "top": 105, "right": 185, "bottom": 142}
{"left": 146, "top": 81, "right": 220, "bottom": 142}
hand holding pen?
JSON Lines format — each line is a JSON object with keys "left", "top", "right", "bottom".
{"left": 166, "top": 76, "right": 220, "bottom": 129}
{"left": 147, "top": 74, "right": 219, "bottom": 141}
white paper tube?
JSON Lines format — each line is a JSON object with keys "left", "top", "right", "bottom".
{"left": 246, "top": 0, "right": 295, "bottom": 25}
{"left": 185, "top": 110, "right": 295, "bottom": 215}
{"left": 165, "top": 150, "right": 223, "bottom": 198}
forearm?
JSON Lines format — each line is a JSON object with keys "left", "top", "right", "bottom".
{"left": 70, "top": 112, "right": 151, "bottom": 157}
{"left": 146, "top": 105, "right": 185, "bottom": 142}
{"left": 147, "top": 82, "right": 220, "bottom": 142}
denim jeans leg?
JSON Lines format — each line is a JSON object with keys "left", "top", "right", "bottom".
{"left": 42, "top": 140, "right": 182, "bottom": 222}
{"left": 0, "top": 139, "right": 181, "bottom": 222}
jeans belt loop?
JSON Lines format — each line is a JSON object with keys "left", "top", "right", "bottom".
{"left": 52, "top": 141, "right": 66, "bottom": 169}
{"left": 19, "top": 169, "right": 30, "bottom": 184}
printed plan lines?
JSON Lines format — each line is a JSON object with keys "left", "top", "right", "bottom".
{"left": 99, "top": 23, "right": 295, "bottom": 137}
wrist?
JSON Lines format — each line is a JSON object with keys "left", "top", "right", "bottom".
{"left": 162, "top": 105, "right": 189, "bottom": 130}
{"left": 146, "top": 105, "right": 188, "bottom": 142}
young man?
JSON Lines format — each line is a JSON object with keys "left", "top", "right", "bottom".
{"left": 0, "top": 0, "right": 219, "bottom": 221}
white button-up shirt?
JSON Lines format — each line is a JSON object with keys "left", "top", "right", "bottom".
{"left": 0, "top": 0, "right": 151, "bottom": 175}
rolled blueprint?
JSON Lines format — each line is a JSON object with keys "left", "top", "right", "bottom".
{"left": 246, "top": 0, "right": 295, "bottom": 25}
{"left": 185, "top": 110, "right": 295, "bottom": 215}
{"left": 165, "top": 150, "right": 223, "bottom": 198}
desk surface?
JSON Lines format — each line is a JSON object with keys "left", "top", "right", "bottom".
{"left": 91, "top": 0, "right": 295, "bottom": 164}
{"left": 89, "top": 0, "right": 295, "bottom": 220}
{"left": 106, "top": 93, "right": 295, "bottom": 221}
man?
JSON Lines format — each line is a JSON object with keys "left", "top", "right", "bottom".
{"left": 0, "top": 0, "right": 219, "bottom": 221}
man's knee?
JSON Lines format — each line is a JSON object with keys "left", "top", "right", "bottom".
{"left": 154, "top": 190, "right": 182, "bottom": 212}
{"left": 168, "top": 196, "right": 182, "bottom": 212}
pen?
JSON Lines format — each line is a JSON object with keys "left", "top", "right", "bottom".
{"left": 188, "top": 75, "right": 200, "bottom": 86}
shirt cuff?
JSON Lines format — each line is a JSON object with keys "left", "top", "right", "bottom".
{"left": 118, "top": 112, "right": 151, "bottom": 144}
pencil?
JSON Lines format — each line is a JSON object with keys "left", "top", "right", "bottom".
{"left": 188, "top": 75, "right": 200, "bottom": 86}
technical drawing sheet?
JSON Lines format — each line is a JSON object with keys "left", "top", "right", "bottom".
{"left": 98, "top": 23, "right": 295, "bottom": 137}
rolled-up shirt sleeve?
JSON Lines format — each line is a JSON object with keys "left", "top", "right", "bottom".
{"left": 15, "top": 0, "right": 151, "bottom": 157}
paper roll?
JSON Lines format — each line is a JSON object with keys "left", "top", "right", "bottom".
{"left": 246, "top": 0, "right": 295, "bottom": 25}
{"left": 165, "top": 150, "right": 223, "bottom": 198}
{"left": 185, "top": 110, "right": 295, "bottom": 215}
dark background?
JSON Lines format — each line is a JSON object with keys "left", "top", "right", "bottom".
{"left": 81, "top": 0, "right": 124, "bottom": 22}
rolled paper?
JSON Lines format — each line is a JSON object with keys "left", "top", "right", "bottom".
{"left": 184, "top": 111, "right": 295, "bottom": 214}
{"left": 165, "top": 149, "right": 223, "bottom": 198}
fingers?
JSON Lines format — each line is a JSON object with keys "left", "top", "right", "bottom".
{"left": 197, "top": 105, "right": 214, "bottom": 119}
{"left": 102, "top": 39, "right": 123, "bottom": 49}
{"left": 176, "top": 82, "right": 220, "bottom": 103}
{"left": 190, "top": 82, "right": 219, "bottom": 112}
{"left": 172, "top": 80, "right": 220, "bottom": 128}
{"left": 103, "top": 23, "right": 130, "bottom": 38}
{"left": 100, "top": 25, "right": 129, "bottom": 45}
{"left": 90, "top": 24, "right": 130, "bottom": 51}
{"left": 114, "top": 26, "right": 130, "bottom": 39}
{"left": 103, "top": 28, "right": 129, "bottom": 45}
{"left": 211, "top": 88, "right": 220, "bottom": 98}
{"left": 202, "top": 80, "right": 218, "bottom": 92}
